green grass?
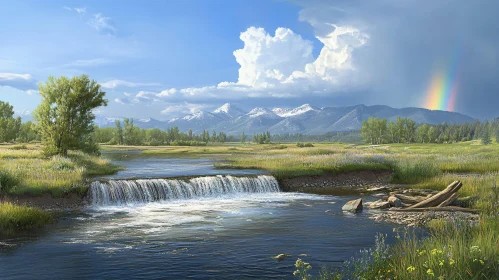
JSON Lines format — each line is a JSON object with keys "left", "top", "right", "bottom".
{"left": 0, "top": 202, "right": 52, "bottom": 236}
{"left": 0, "top": 144, "right": 122, "bottom": 197}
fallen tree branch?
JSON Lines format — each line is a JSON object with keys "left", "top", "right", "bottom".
{"left": 393, "top": 193, "right": 426, "bottom": 205}
{"left": 438, "top": 193, "right": 459, "bottom": 207}
{"left": 408, "top": 181, "right": 462, "bottom": 209}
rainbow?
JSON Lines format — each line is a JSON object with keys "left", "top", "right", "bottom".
{"left": 423, "top": 65, "right": 460, "bottom": 112}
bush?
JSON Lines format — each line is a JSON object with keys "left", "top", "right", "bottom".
{"left": 0, "top": 171, "right": 19, "bottom": 193}
{"left": 10, "top": 144, "right": 27, "bottom": 150}
{"left": 50, "top": 156, "right": 76, "bottom": 171}
{"left": 171, "top": 140, "right": 207, "bottom": 146}
{"left": 297, "top": 142, "right": 314, "bottom": 148}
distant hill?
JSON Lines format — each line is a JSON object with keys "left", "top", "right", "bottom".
{"left": 94, "top": 103, "right": 476, "bottom": 135}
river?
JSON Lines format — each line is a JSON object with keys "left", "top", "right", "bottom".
{"left": 0, "top": 152, "right": 402, "bottom": 279}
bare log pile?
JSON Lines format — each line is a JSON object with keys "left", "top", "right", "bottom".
{"left": 369, "top": 181, "right": 478, "bottom": 213}
{"left": 408, "top": 181, "right": 462, "bottom": 208}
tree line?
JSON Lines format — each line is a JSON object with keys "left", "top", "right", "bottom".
{"left": 361, "top": 117, "right": 499, "bottom": 145}
{"left": 94, "top": 120, "right": 230, "bottom": 146}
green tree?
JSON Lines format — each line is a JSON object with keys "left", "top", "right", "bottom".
{"left": 0, "top": 101, "right": 21, "bottom": 143}
{"left": 33, "top": 75, "right": 107, "bottom": 156}
{"left": 417, "top": 124, "right": 430, "bottom": 143}
{"left": 94, "top": 126, "right": 114, "bottom": 143}
{"left": 427, "top": 126, "right": 437, "bottom": 143}
{"left": 123, "top": 118, "right": 142, "bottom": 145}
{"left": 17, "top": 121, "right": 39, "bottom": 143}
{"left": 387, "top": 121, "right": 398, "bottom": 143}
{"left": 113, "top": 120, "right": 124, "bottom": 145}
{"left": 404, "top": 119, "right": 417, "bottom": 143}
{"left": 361, "top": 118, "right": 374, "bottom": 144}
{"left": 241, "top": 131, "right": 247, "bottom": 143}
{"left": 146, "top": 128, "right": 165, "bottom": 145}
{"left": 482, "top": 128, "right": 492, "bottom": 145}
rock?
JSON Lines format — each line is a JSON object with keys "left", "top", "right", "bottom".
{"left": 342, "top": 198, "right": 363, "bottom": 212}
{"left": 272, "top": 254, "right": 289, "bottom": 261}
{"left": 388, "top": 196, "right": 402, "bottom": 207}
{"left": 369, "top": 200, "right": 391, "bottom": 209}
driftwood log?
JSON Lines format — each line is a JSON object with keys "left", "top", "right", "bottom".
{"left": 393, "top": 193, "right": 426, "bottom": 205}
{"left": 437, "top": 193, "right": 459, "bottom": 207}
{"left": 408, "top": 181, "right": 462, "bottom": 209}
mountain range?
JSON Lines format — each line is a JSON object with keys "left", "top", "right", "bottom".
{"left": 94, "top": 103, "right": 475, "bottom": 135}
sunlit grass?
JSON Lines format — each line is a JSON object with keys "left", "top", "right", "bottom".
{"left": 0, "top": 144, "right": 121, "bottom": 197}
{"left": 0, "top": 202, "right": 52, "bottom": 236}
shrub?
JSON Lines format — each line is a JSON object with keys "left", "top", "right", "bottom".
{"left": 10, "top": 144, "right": 27, "bottom": 150}
{"left": 297, "top": 142, "right": 314, "bottom": 148}
{"left": 0, "top": 171, "right": 20, "bottom": 193}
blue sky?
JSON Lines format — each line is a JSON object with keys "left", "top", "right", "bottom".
{"left": 1, "top": 0, "right": 498, "bottom": 120}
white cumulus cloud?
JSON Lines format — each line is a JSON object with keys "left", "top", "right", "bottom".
{"left": 0, "top": 73, "right": 38, "bottom": 91}
{"left": 145, "top": 24, "right": 368, "bottom": 103}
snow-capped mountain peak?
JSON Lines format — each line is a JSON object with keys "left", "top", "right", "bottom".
{"left": 182, "top": 111, "right": 206, "bottom": 121}
{"left": 212, "top": 103, "right": 246, "bottom": 118}
{"left": 272, "top": 107, "right": 291, "bottom": 117}
{"left": 279, "top": 104, "right": 319, "bottom": 117}
{"left": 247, "top": 107, "right": 275, "bottom": 118}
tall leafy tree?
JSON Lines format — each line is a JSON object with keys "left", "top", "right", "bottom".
{"left": 17, "top": 121, "right": 39, "bottom": 143}
{"left": 404, "top": 119, "right": 417, "bottom": 143}
{"left": 0, "top": 101, "right": 21, "bottom": 143}
{"left": 387, "top": 121, "right": 398, "bottom": 143}
{"left": 417, "top": 124, "right": 430, "bottom": 143}
{"left": 114, "top": 120, "right": 124, "bottom": 145}
{"left": 34, "top": 75, "right": 107, "bottom": 156}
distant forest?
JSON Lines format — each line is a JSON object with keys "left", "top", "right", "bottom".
{"left": 360, "top": 117, "right": 499, "bottom": 145}
{"left": 2, "top": 99, "right": 498, "bottom": 146}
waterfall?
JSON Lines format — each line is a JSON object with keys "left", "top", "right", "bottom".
{"left": 88, "top": 175, "right": 280, "bottom": 206}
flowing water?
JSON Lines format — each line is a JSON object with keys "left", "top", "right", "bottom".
{"left": 0, "top": 154, "right": 404, "bottom": 279}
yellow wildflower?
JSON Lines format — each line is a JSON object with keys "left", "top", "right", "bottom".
{"left": 407, "top": 266, "right": 416, "bottom": 273}
{"left": 427, "top": 269, "right": 435, "bottom": 276}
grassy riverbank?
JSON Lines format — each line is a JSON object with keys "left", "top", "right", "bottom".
{"left": 0, "top": 144, "right": 121, "bottom": 235}
{"left": 102, "top": 141, "right": 499, "bottom": 278}
{"left": 0, "top": 144, "right": 121, "bottom": 197}
{"left": 0, "top": 202, "right": 52, "bottom": 236}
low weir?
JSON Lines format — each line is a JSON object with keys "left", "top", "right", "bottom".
{"left": 88, "top": 175, "right": 280, "bottom": 206}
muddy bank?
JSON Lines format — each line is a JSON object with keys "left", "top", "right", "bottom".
{"left": 1, "top": 193, "right": 85, "bottom": 210}
{"left": 278, "top": 170, "right": 393, "bottom": 194}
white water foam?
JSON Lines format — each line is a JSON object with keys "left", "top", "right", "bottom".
{"left": 89, "top": 175, "right": 280, "bottom": 206}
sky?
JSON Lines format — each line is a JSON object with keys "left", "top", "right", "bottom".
{"left": 0, "top": 0, "right": 498, "bottom": 120}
